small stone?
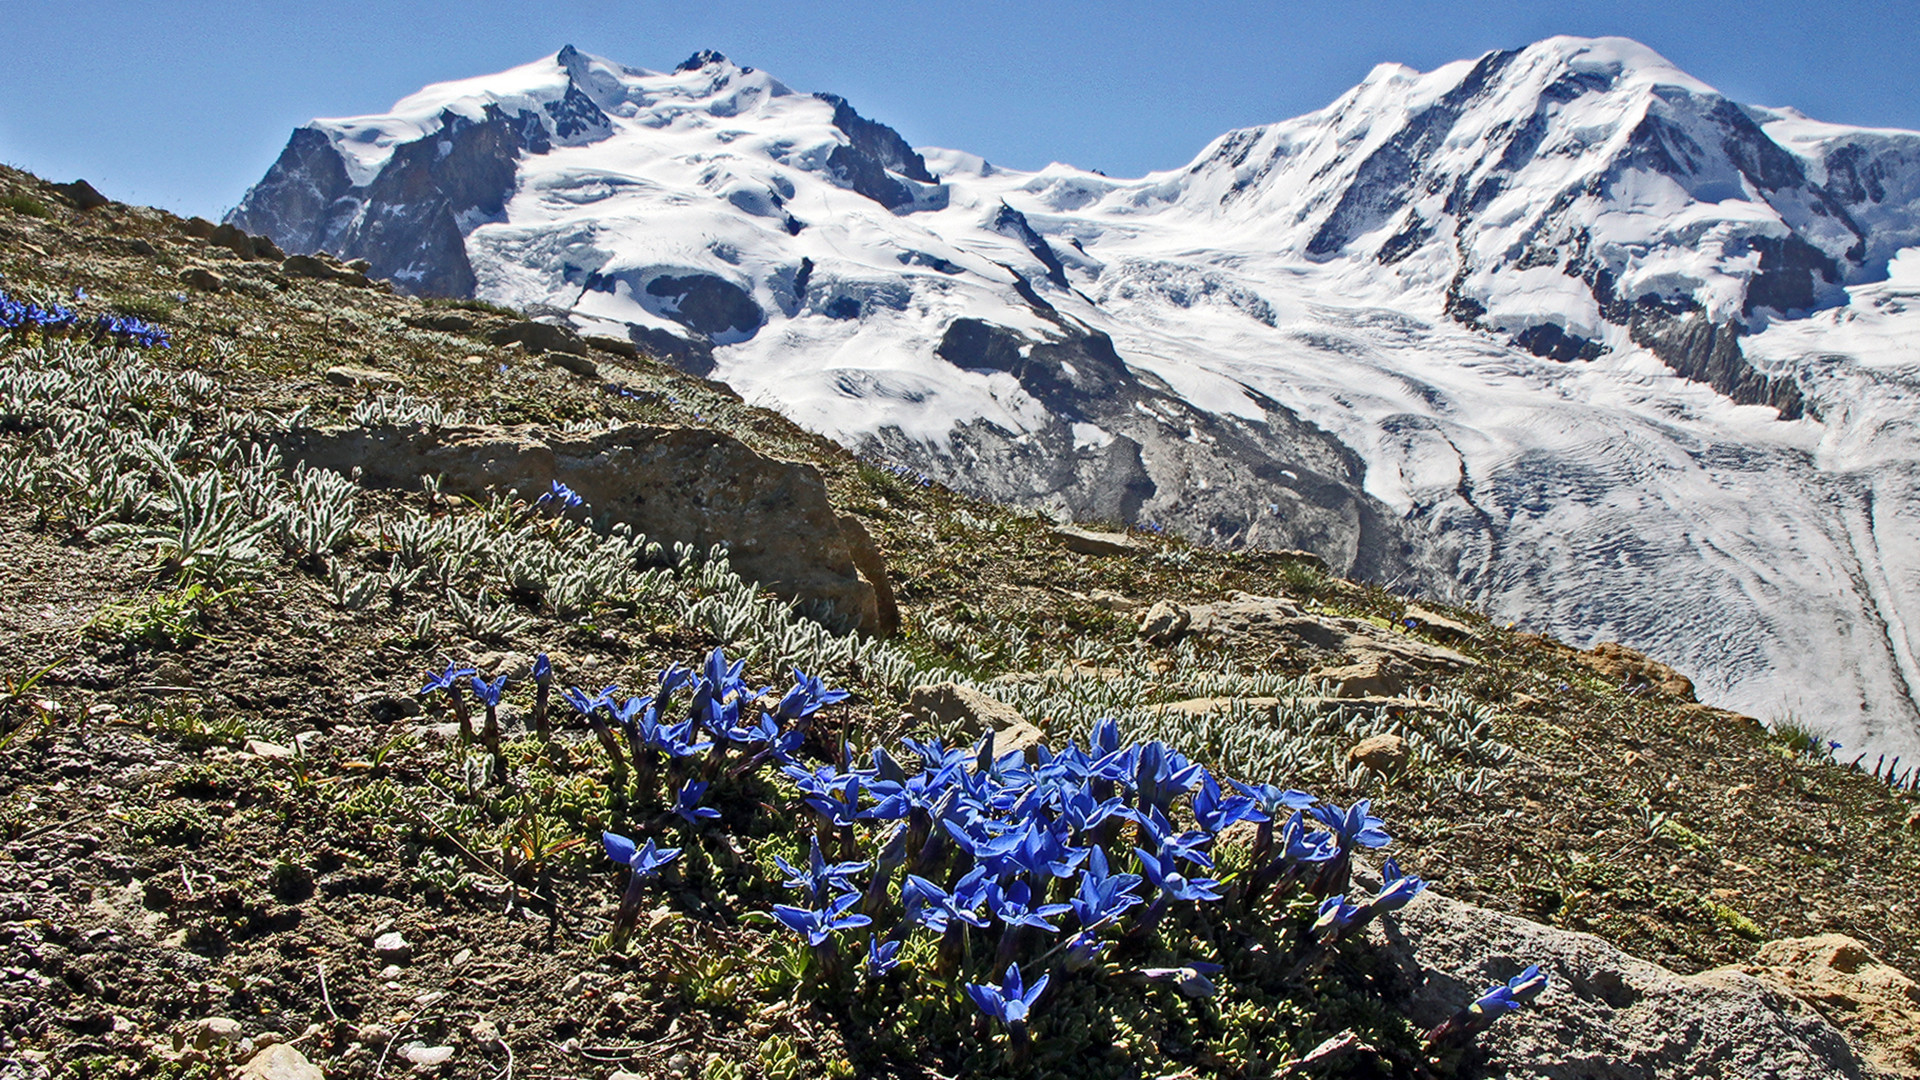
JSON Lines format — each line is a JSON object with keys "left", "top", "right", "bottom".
{"left": 402, "top": 1043, "right": 455, "bottom": 1068}
{"left": 194, "top": 1016, "right": 244, "bottom": 1049}
{"left": 468, "top": 1019, "right": 499, "bottom": 1044}
{"left": 667, "top": 1053, "right": 694, "bottom": 1078}
{"left": 1510, "top": 692, "right": 1542, "bottom": 712}
{"left": 1138, "top": 600, "right": 1191, "bottom": 645}
{"left": 353, "top": 1024, "right": 391, "bottom": 1046}
{"left": 608, "top": 1072, "right": 647, "bottom": 1080}
{"left": 1346, "top": 733, "right": 1409, "bottom": 775}
{"left": 372, "top": 930, "right": 410, "bottom": 963}
{"left": 237, "top": 1042, "right": 324, "bottom": 1080}
{"left": 379, "top": 964, "right": 403, "bottom": 981}
{"left": 244, "top": 739, "right": 295, "bottom": 759}
{"left": 451, "top": 948, "right": 472, "bottom": 968}
{"left": 151, "top": 661, "right": 192, "bottom": 687}
{"left": 325, "top": 365, "right": 402, "bottom": 389}
{"left": 52, "top": 179, "right": 110, "bottom": 210}
{"left": 178, "top": 266, "right": 225, "bottom": 292}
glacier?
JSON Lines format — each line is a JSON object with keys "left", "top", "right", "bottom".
{"left": 228, "top": 37, "right": 1920, "bottom": 760}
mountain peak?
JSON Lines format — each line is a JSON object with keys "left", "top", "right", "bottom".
{"left": 675, "top": 49, "right": 733, "bottom": 73}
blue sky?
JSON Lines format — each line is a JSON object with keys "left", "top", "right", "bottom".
{"left": 3, "top": 0, "right": 1916, "bottom": 217}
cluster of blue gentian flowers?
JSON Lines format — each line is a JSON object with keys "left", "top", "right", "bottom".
{"left": 755, "top": 714, "right": 1459, "bottom": 1046}
{"left": 0, "top": 287, "right": 170, "bottom": 349}
{"left": 428, "top": 648, "right": 1546, "bottom": 1053}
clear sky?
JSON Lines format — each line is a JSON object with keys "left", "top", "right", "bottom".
{"left": 3, "top": 0, "right": 1916, "bottom": 218}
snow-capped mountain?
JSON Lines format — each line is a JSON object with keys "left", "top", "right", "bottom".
{"left": 229, "top": 38, "right": 1920, "bottom": 759}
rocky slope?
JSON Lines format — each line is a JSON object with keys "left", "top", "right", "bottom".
{"left": 226, "top": 39, "right": 1920, "bottom": 759}
{"left": 5, "top": 163, "right": 1920, "bottom": 1079}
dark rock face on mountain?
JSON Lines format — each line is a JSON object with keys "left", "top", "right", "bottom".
{"left": 229, "top": 105, "right": 550, "bottom": 297}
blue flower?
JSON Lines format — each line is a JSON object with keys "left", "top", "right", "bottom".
{"left": 772, "top": 836, "right": 868, "bottom": 906}
{"left": 1191, "top": 769, "right": 1257, "bottom": 833}
{"left": 903, "top": 867, "right": 991, "bottom": 932}
{"left": 602, "top": 832, "right": 679, "bottom": 878}
{"left": 672, "top": 779, "right": 721, "bottom": 825}
{"left": 865, "top": 934, "right": 902, "bottom": 977}
{"left": 531, "top": 653, "right": 552, "bottom": 683}
{"left": 1070, "top": 845, "right": 1144, "bottom": 929}
{"left": 1228, "top": 780, "right": 1316, "bottom": 821}
{"left": 1372, "top": 857, "right": 1429, "bottom": 914}
{"left": 965, "top": 963, "right": 1049, "bottom": 1028}
{"left": 468, "top": 673, "right": 507, "bottom": 709}
{"left": 985, "top": 878, "right": 1072, "bottom": 933}
{"left": 536, "top": 479, "right": 584, "bottom": 509}
{"left": 771, "top": 892, "right": 870, "bottom": 947}
{"left": 1473, "top": 963, "right": 1548, "bottom": 1014}
{"left": 421, "top": 662, "right": 477, "bottom": 698}
{"left": 1134, "top": 845, "right": 1223, "bottom": 902}
{"left": 1311, "top": 799, "right": 1391, "bottom": 851}
{"left": 774, "top": 668, "right": 850, "bottom": 721}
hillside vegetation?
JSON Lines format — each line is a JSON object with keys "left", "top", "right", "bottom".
{"left": 1, "top": 164, "right": 1917, "bottom": 1079}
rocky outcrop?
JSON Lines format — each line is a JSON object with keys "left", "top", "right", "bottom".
{"left": 813, "top": 91, "right": 940, "bottom": 211}
{"left": 1580, "top": 641, "right": 1696, "bottom": 702}
{"left": 897, "top": 316, "right": 1426, "bottom": 581}
{"left": 1381, "top": 890, "right": 1867, "bottom": 1079}
{"left": 1736, "top": 935, "right": 1920, "bottom": 1079}
{"left": 1140, "top": 592, "right": 1473, "bottom": 670}
{"left": 273, "top": 422, "right": 897, "bottom": 635}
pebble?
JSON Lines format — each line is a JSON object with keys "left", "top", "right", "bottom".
{"left": 237, "top": 1043, "right": 324, "bottom": 1080}
{"left": 373, "top": 930, "right": 410, "bottom": 963}
{"left": 194, "top": 1016, "right": 244, "bottom": 1048}
{"left": 468, "top": 1018, "right": 499, "bottom": 1044}
{"left": 402, "top": 1043, "right": 455, "bottom": 1067}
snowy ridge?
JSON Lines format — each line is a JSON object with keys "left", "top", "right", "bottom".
{"left": 230, "top": 39, "right": 1920, "bottom": 759}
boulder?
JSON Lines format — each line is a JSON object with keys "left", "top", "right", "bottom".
{"left": 1381, "top": 890, "right": 1866, "bottom": 1079}
{"left": 178, "top": 266, "right": 225, "bottom": 293}
{"left": 238, "top": 1043, "right": 325, "bottom": 1080}
{"left": 585, "top": 334, "right": 642, "bottom": 359}
{"left": 1313, "top": 657, "right": 1406, "bottom": 699}
{"left": 324, "top": 365, "right": 402, "bottom": 389}
{"left": 51, "top": 179, "right": 109, "bottom": 211}
{"left": 281, "top": 254, "right": 372, "bottom": 287}
{"left": 1346, "top": 733, "right": 1409, "bottom": 775}
{"left": 208, "top": 222, "right": 283, "bottom": 261}
{"left": 1052, "top": 524, "right": 1144, "bottom": 557}
{"left": 1734, "top": 934, "right": 1920, "bottom": 1079}
{"left": 1137, "top": 600, "right": 1191, "bottom": 645}
{"left": 541, "top": 350, "right": 600, "bottom": 378}
{"left": 1404, "top": 603, "right": 1480, "bottom": 643}
{"left": 1582, "top": 642, "right": 1696, "bottom": 702}
{"left": 907, "top": 682, "right": 1044, "bottom": 759}
{"left": 1143, "top": 592, "right": 1471, "bottom": 671}
{"left": 273, "top": 422, "right": 896, "bottom": 635}
{"left": 488, "top": 320, "right": 589, "bottom": 356}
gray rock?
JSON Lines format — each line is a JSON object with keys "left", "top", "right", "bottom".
{"left": 1313, "top": 657, "right": 1406, "bottom": 698}
{"left": 52, "top": 179, "right": 109, "bottom": 211}
{"left": 281, "top": 254, "right": 372, "bottom": 288}
{"left": 178, "top": 266, "right": 225, "bottom": 293}
{"left": 907, "top": 682, "right": 1045, "bottom": 759}
{"left": 372, "top": 931, "right": 410, "bottom": 963}
{"left": 489, "top": 320, "right": 588, "bottom": 356}
{"left": 402, "top": 1043, "right": 455, "bottom": 1068}
{"left": 584, "top": 334, "right": 641, "bottom": 359}
{"left": 243, "top": 739, "right": 295, "bottom": 760}
{"left": 274, "top": 422, "right": 897, "bottom": 634}
{"left": 1138, "top": 600, "right": 1191, "bottom": 645}
{"left": 542, "top": 351, "right": 599, "bottom": 378}
{"left": 1162, "top": 592, "right": 1472, "bottom": 670}
{"left": 1405, "top": 603, "right": 1481, "bottom": 643}
{"left": 325, "top": 365, "right": 402, "bottom": 389}
{"left": 194, "top": 1016, "right": 244, "bottom": 1049}
{"left": 1379, "top": 890, "right": 1865, "bottom": 1079}
{"left": 1052, "top": 524, "right": 1143, "bottom": 557}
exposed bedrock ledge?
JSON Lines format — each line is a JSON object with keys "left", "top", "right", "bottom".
{"left": 273, "top": 422, "right": 897, "bottom": 635}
